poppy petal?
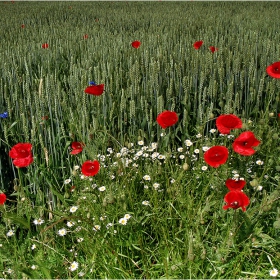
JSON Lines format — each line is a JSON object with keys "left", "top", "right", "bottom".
{"left": 0, "top": 193, "right": 7, "bottom": 205}
{"left": 84, "top": 84, "right": 104, "bottom": 96}
{"left": 225, "top": 179, "right": 246, "bottom": 191}
{"left": 81, "top": 160, "right": 100, "bottom": 176}
{"left": 204, "top": 146, "right": 228, "bottom": 168}
{"left": 193, "top": 40, "right": 203, "bottom": 50}
{"left": 266, "top": 61, "right": 280, "bottom": 79}
{"left": 156, "top": 111, "right": 178, "bottom": 129}
{"left": 216, "top": 114, "right": 242, "bottom": 134}
{"left": 131, "top": 40, "right": 141, "bottom": 48}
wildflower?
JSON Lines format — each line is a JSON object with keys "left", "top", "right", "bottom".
{"left": 78, "top": 271, "right": 85, "bottom": 277}
{"left": 21, "top": 24, "right": 25, "bottom": 28}
{"left": 156, "top": 111, "right": 178, "bottom": 129}
{"left": 151, "top": 142, "right": 158, "bottom": 149}
{"left": 84, "top": 84, "right": 104, "bottom": 96}
{"left": 119, "top": 218, "right": 127, "bottom": 225}
{"left": 142, "top": 200, "right": 150, "bottom": 206}
{"left": 64, "top": 178, "right": 71, "bottom": 184}
{"left": 42, "top": 43, "right": 49, "bottom": 49}
{"left": 204, "top": 146, "right": 229, "bottom": 168}
{"left": 58, "top": 228, "right": 67, "bottom": 236}
{"left": 7, "top": 268, "right": 13, "bottom": 274}
{"left": 223, "top": 191, "right": 250, "bottom": 212}
{"left": 196, "top": 133, "right": 202, "bottom": 138}
{"left": 193, "top": 40, "right": 203, "bottom": 49}
{"left": 6, "top": 230, "right": 14, "bottom": 237}
{"left": 31, "top": 244, "right": 36, "bottom": 250}
{"left": 233, "top": 131, "right": 261, "bottom": 156}
{"left": 160, "top": 132, "right": 166, "bottom": 137}
{"left": 201, "top": 166, "right": 208, "bottom": 171}
{"left": 93, "top": 225, "right": 101, "bottom": 231}
{"left": 70, "top": 142, "right": 85, "bottom": 155}
{"left": 202, "top": 146, "right": 209, "bottom": 152}
{"left": 138, "top": 140, "right": 144, "bottom": 145}
{"left": 210, "top": 128, "right": 216, "bottom": 133}
{"left": 9, "top": 143, "right": 33, "bottom": 167}
{"left": 170, "top": 178, "right": 175, "bottom": 184}
{"left": 177, "top": 147, "right": 183, "bottom": 152}
{"left": 106, "top": 223, "right": 113, "bottom": 229}
{"left": 143, "top": 175, "right": 151, "bottom": 181}
{"left": 31, "top": 265, "right": 36, "bottom": 270}
{"left": 33, "top": 218, "right": 44, "bottom": 225}
{"left": 266, "top": 61, "right": 280, "bottom": 78}
{"left": 194, "top": 149, "right": 200, "bottom": 154}
{"left": 225, "top": 179, "right": 246, "bottom": 191}
{"left": 179, "top": 155, "right": 185, "bottom": 159}
{"left": 69, "top": 261, "right": 79, "bottom": 271}
{"left": 124, "top": 214, "right": 131, "bottom": 220}
{"left": 216, "top": 114, "right": 242, "bottom": 134}
{"left": 77, "top": 237, "right": 84, "bottom": 242}
{"left": 209, "top": 46, "right": 218, "bottom": 53}
{"left": 256, "top": 185, "right": 263, "bottom": 191}
{"left": 153, "top": 183, "right": 160, "bottom": 189}
{"left": 269, "top": 268, "right": 279, "bottom": 277}
{"left": 83, "top": 34, "right": 88, "bottom": 39}
{"left": 81, "top": 160, "right": 100, "bottom": 176}
{"left": 158, "top": 154, "right": 165, "bottom": 160}
{"left": 0, "top": 193, "right": 7, "bottom": 205}
{"left": 98, "top": 186, "right": 106, "bottom": 192}
{"left": 67, "top": 221, "right": 75, "bottom": 228}
{"left": 256, "top": 160, "right": 264, "bottom": 165}
{"left": 0, "top": 112, "right": 8, "bottom": 118}
{"left": 185, "top": 140, "right": 193, "bottom": 147}
{"left": 131, "top": 40, "right": 141, "bottom": 48}
{"left": 70, "top": 206, "right": 78, "bottom": 213}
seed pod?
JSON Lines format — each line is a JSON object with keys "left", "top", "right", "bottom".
{"left": 183, "top": 163, "right": 189, "bottom": 170}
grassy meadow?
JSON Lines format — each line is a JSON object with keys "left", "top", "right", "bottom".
{"left": 0, "top": 1, "right": 280, "bottom": 278}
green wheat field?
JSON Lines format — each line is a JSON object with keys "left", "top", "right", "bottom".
{"left": 0, "top": 1, "right": 280, "bottom": 279}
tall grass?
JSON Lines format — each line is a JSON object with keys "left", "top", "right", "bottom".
{"left": 0, "top": 1, "right": 279, "bottom": 278}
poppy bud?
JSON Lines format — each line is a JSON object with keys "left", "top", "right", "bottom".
{"left": 269, "top": 112, "right": 275, "bottom": 117}
{"left": 250, "top": 179, "right": 258, "bottom": 187}
{"left": 209, "top": 113, "right": 215, "bottom": 119}
{"left": 183, "top": 163, "right": 189, "bottom": 170}
{"left": 272, "top": 133, "right": 278, "bottom": 140}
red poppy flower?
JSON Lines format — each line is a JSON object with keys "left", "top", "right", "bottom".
{"left": 70, "top": 142, "right": 85, "bottom": 155}
{"left": 81, "top": 160, "right": 100, "bottom": 176}
{"left": 225, "top": 179, "right": 246, "bottom": 191}
{"left": 209, "top": 46, "right": 218, "bottom": 53}
{"left": 131, "top": 40, "right": 141, "bottom": 49}
{"left": 83, "top": 34, "right": 88, "bottom": 39}
{"left": 84, "top": 84, "right": 104, "bottom": 96}
{"left": 216, "top": 114, "right": 242, "bottom": 134}
{"left": 278, "top": 113, "right": 280, "bottom": 118}
{"left": 21, "top": 24, "right": 25, "bottom": 28}
{"left": 266, "top": 61, "right": 280, "bottom": 79}
{"left": 9, "top": 143, "right": 33, "bottom": 167}
{"left": 42, "top": 43, "right": 49, "bottom": 49}
{"left": 204, "top": 145, "right": 228, "bottom": 168}
{"left": 223, "top": 191, "right": 250, "bottom": 212}
{"left": 233, "top": 131, "right": 261, "bottom": 156}
{"left": 0, "top": 193, "right": 6, "bottom": 205}
{"left": 156, "top": 111, "right": 178, "bottom": 129}
{"left": 193, "top": 40, "right": 203, "bottom": 50}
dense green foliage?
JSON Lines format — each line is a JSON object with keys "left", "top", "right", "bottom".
{"left": 0, "top": 1, "right": 279, "bottom": 279}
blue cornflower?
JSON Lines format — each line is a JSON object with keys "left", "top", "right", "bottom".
{"left": 89, "top": 81, "right": 96, "bottom": 85}
{"left": 0, "top": 112, "right": 8, "bottom": 118}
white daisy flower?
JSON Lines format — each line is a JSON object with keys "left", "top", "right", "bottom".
{"left": 138, "top": 140, "right": 144, "bottom": 146}
{"left": 256, "top": 160, "right": 264, "bottom": 165}
{"left": 201, "top": 166, "right": 208, "bottom": 171}
{"left": 210, "top": 129, "right": 216, "bottom": 133}
{"left": 142, "top": 200, "right": 150, "bottom": 206}
{"left": 184, "top": 140, "right": 193, "bottom": 147}
{"left": 33, "top": 218, "right": 44, "bottom": 225}
{"left": 58, "top": 228, "right": 67, "bottom": 236}
{"left": 6, "top": 230, "right": 14, "bottom": 237}
{"left": 98, "top": 186, "right": 106, "bottom": 192}
{"left": 70, "top": 206, "right": 78, "bottom": 213}
{"left": 64, "top": 178, "right": 71, "bottom": 184}
{"left": 143, "top": 175, "right": 151, "bottom": 181}
{"left": 31, "top": 265, "right": 36, "bottom": 270}
{"left": 177, "top": 147, "right": 183, "bottom": 152}
{"left": 31, "top": 244, "right": 36, "bottom": 250}
{"left": 124, "top": 214, "right": 131, "bottom": 220}
{"left": 270, "top": 268, "right": 278, "bottom": 277}
{"left": 119, "top": 218, "right": 127, "bottom": 225}
{"left": 194, "top": 149, "right": 200, "bottom": 154}
{"left": 69, "top": 261, "right": 79, "bottom": 272}
{"left": 93, "top": 225, "right": 101, "bottom": 231}
{"left": 67, "top": 221, "right": 75, "bottom": 228}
